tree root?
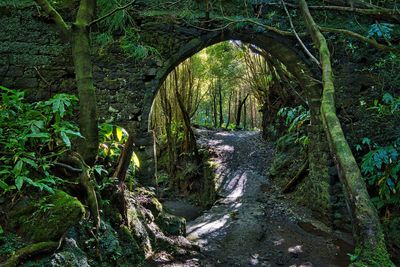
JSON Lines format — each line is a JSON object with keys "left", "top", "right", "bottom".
{"left": 2, "top": 241, "right": 58, "bottom": 267}
{"left": 58, "top": 152, "right": 100, "bottom": 232}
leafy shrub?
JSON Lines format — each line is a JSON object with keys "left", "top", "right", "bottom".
{"left": 358, "top": 138, "right": 400, "bottom": 210}
{"left": 120, "top": 30, "right": 161, "bottom": 61}
{"left": 276, "top": 105, "right": 310, "bottom": 149}
{"left": 0, "top": 86, "right": 82, "bottom": 194}
{"left": 97, "top": 123, "right": 140, "bottom": 190}
{"left": 370, "top": 92, "right": 400, "bottom": 116}
{"left": 368, "top": 23, "right": 394, "bottom": 40}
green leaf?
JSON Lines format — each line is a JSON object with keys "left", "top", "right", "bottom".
{"left": 26, "top": 132, "right": 51, "bottom": 139}
{"left": 60, "top": 131, "right": 71, "bottom": 148}
{"left": 131, "top": 152, "right": 140, "bottom": 168}
{"left": 63, "top": 129, "right": 84, "bottom": 138}
{"left": 94, "top": 165, "right": 108, "bottom": 175}
{"left": 0, "top": 180, "right": 9, "bottom": 190}
{"left": 15, "top": 175, "right": 24, "bottom": 190}
{"left": 116, "top": 127, "right": 123, "bottom": 142}
{"left": 13, "top": 160, "right": 24, "bottom": 176}
{"left": 21, "top": 158, "right": 38, "bottom": 169}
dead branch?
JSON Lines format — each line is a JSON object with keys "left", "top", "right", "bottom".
{"left": 282, "top": 159, "right": 309, "bottom": 193}
{"left": 281, "top": 0, "right": 321, "bottom": 67}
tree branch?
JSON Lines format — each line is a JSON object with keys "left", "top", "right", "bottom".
{"left": 319, "top": 26, "right": 396, "bottom": 51}
{"left": 34, "top": 0, "right": 69, "bottom": 36}
{"left": 282, "top": 0, "right": 321, "bottom": 67}
{"left": 264, "top": 2, "right": 400, "bottom": 23}
{"left": 89, "top": 0, "right": 136, "bottom": 27}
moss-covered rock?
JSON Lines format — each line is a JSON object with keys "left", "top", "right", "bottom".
{"left": 127, "top": 207, "right": 153, "bottom": 257}
{"left": 50, "top": 238, "right": 89, "bottom": 267}
{"left": 8, "top": 190, "right": 85, "bottom": 242}
{"left": 156, "top": 212, "right": 186, "bottom": 236}
{"left": 136, "top": 188, "right": 163, "bottom": 217}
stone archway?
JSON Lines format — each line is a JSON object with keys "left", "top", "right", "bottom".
{"left": 0, "top": 5, "right": 330, "bottom": 212}
{"left": 138, "top": 27, "right": 330, "bottom": 213}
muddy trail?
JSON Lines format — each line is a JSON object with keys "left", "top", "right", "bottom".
{"left": 162, "top": 130, "right": 353, "bottom": 267}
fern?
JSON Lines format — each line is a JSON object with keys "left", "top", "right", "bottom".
{"left": 368, "top": 23, "right": 394, "bottom": 40}
{"left": 97, "top": 0, "right": 135, "bottom": 34}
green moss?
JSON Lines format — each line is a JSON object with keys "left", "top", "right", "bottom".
{"left": 156, "top": 212, "right": 186, "bottom": 236}
{"left": 117, "top": 225, "right": 145, "bottom": 266}
{"left": 1, "top": 241, "right": 58, "bottom": 267}
{"left": 9, "top": 190, "right": 85, "bottom": 242}
{"left": 350, "top": 235, "right": 395, "bottom": 267}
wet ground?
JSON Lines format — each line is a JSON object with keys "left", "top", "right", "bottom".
{"left": 160, "top": 130, "right": 353, "bottom": 267}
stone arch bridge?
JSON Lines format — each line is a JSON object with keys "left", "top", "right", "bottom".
{"left": 0, "top": 2, "right": 328, "bottom": 197}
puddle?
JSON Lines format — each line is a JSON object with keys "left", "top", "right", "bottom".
{"left": 298, "top": 221, "right": 354, "bottom": 266}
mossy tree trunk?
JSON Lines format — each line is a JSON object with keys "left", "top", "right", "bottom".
{"left": 35, "top": 0, "right": 98, "bottom": 165}
{"left": 299, "top": 0, "right": 394, "bottom": 265}
{"left": 72, "top": 0, "right": 99, "bottom": 165}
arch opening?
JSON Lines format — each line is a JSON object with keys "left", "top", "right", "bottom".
{"left": 147, "top": 37, "right": 314, "bottom": 206}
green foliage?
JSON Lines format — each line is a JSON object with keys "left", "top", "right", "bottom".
{"left": 277, "top": 105, "right": 310, "bottom": 149}
{"left": 370, "top": 92, "right": 400, "bottom": 116}
{"left": 120, "top": 30, "right": 161, "bottom": 61}
{"left": 358, "top": 138, "right": 400, "bottom": 210}
{"left": 94, "top": 1, "right": 161, "bottom": 60}
{"left": 97, "top": 0, "right": 135, "bottom": 34}
{"left": 0, "top": 232, "right": 24, "bottom": 260}
{"left": 0, "top": 86, "right": 82, "bottom": 194}
{"left": 98, "top": 123, "right": 139, "bottom": 190}
{"left": 368, "top": 23, "right": 394, "bottom": 40}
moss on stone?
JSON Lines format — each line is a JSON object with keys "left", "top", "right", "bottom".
{"left": 1, "top": 241, "right": 58, "bottom": 267}
{"left": 8, "top": 190, "right": 85, "bottom": 242}
{"left": 156, "top": 212, "right": 186, "bottom": 236}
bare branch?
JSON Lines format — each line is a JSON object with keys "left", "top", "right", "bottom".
{"left": 89, "top": 0, "right": 136, "bottom": 27}
{"left": 281, "top": 0, "right": 321, "bottom": 67}
{"left": 264, "top": 2, "right": 400, "bottom": 23}
{"left": 34, "top": 0, "right": 69, "bottom": 35}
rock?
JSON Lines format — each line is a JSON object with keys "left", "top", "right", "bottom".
{"left": 127, "top": 207, "right": 153, "bottom": 257}
{"left": 50, "top": 238, "right": 89, "bottom": 267}
{"left": 156, "top": 212, "right": 186, "bottom": 236}
{"left": 143, "top": 196, "right": 163, "bottom": 217}
{"left": 8, "top": 190, "right": 85, "bottom": 242}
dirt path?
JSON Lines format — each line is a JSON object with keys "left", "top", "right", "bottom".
{"left": 164, "top": 130, "right": 352, "bottom": 267}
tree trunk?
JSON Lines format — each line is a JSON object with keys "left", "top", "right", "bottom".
{"left": 35, "top": 0, "right": 99, "bottom": 165}
{"left": 226, "top": 92, "right": 232, "bottom": 128}
{"left": 71, "top": 1, "right": 98, "bottom": 165}
{"left": 243, "top": 99, "right": 247, "bottom": 129}
{"left": 299, "top": 1, "right": 393, "bottom": 265}
{"left": 236, "top": 94, "right": 249, "bottom": 128}
{"left": 174, "top": 86, "right": 200, "bottom": 162}
{"left": 218, "top": 80, "right": 224, "bottom": 127}
{"left": 213, "top": 84, "right": 218, "bottom": 128}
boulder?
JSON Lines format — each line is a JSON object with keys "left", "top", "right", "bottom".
{"left": 8, "top": 190, "right": 85, "bottom": 242}
{"left": 156, "top": 212, "right": 186, "bottom": 236}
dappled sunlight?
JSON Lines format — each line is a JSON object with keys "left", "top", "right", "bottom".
{"left": 288, "top": 245, "right": 303, "bottom": 254}
{"left": 273, "top": 238, "right": 285, "bottom": 246}
{"left": 220, "top": 171, "right": 248, "bottom": 201}
{"left": 187, "top": 214, "right": 230, "bottom": 238}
